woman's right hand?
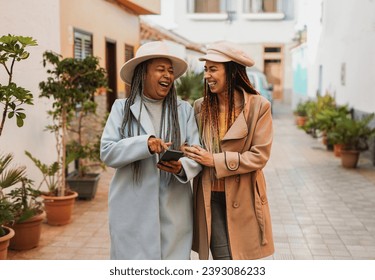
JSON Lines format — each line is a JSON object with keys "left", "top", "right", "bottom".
{"left": 184, "top": 145, "right": 215, "bottom": 167}
{"left": 148, "top": 137, "right": 172, "bottom": 154}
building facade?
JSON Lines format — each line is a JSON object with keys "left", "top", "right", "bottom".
{"left": 292, "top": 0, "right": 375, "bottom": 163}
{"left": 145, "top": 0, "right": 297, "bottom": 103}
{"left": 0, "top": 0, "right": 160, "bottom": 185}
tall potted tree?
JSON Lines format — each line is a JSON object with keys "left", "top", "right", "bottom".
{"left": 0, "top": 35, "right": 35, "bottom": 136}
{"left": 35, "top": 51, "right": 107, "bottom": 223}
{"left": 65, "top": 100, "right": 107, "bottom": 200}
{"left": 0, "top": 35, "right": 39, "bottom": 256}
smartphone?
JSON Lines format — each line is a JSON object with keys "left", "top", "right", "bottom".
{"left": 158, "top": 149, "right": 184, "bottom": 163}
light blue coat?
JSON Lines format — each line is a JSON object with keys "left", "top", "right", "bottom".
{"left": 100, "top": 97, "right": 202, "bottom": 260}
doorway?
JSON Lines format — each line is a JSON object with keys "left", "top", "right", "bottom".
{"left": 106, "top": 40, "right": 117, "bottom": 112}
{"left": 263, "top": 45, "right": 284, "bottom": 100}
{"left": 264, "top": 59, "right": 282, "bottom": 99}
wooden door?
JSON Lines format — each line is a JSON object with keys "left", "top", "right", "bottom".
{"left": 106, "top": 40, "right": 117, "bottom": 112}
{"left": 264, "top": 60, "right": 282, "bottom": 100}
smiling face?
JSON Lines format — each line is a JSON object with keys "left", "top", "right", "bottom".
{"left": 143, "top": 58, "right": 175, "bottom": 100}
{"left": 204, "top": 60, "right": 227, "bottom": 95}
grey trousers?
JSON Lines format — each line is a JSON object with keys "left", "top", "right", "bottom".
{"left": 210, "top": 191, "right": 232, "bottom": 260}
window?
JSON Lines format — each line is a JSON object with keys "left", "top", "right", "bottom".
{"left": 265, "top": 47, "right": 281, "bottom": 53}
{"left": 74, "top": 30, "right": 93, "bottom": 60}
{"left": 244, "top": 0, "right": 280, "bottom": 13}
{"left": 124, "top": 44, "right": 134, "bottom": 95}
{"left": 188, "top": 0, "right": 235, "bottom": 14}
{"left": 125, "top": 44, "right": 134, "bottom": 62}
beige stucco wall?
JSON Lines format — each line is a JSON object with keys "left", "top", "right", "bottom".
{"left": 60, "top": 0, "right": 142, "bottom": 96}
{"left": 131, "top": 0, "right": 160, "bottom": 14}
{"left": 0, "top": 0, "right": 61, "bottom": 189}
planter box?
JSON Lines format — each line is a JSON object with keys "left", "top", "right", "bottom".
{"left": 67, "top": 173, "right": 101, "bottom": 200}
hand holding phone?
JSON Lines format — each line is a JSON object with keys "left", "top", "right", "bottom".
{"left": 158, "top": 149, "right": 184, "bottom": 163}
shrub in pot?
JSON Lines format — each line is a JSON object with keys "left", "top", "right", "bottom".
{"left": 26, "top": 51, "right": 107, "bottom": 224}
{"left": 0, "top": 153, "right": 43, "bottom": 254}
{"left": 329, "top": 113, "right": 375, "bottom": 168}
{"left": 315, "top": 105, "right": 350, "bottom": 150}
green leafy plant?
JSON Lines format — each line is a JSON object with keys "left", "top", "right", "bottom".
{"left": 176, "top": 70, "right": 204, "bottom": 104}
{"left": 8, "top": 177, "right": 42, "bottom": 223}
{"left": 66, "top": 101, "right": 107, "bottom": 178}
{"left": 0, "top": 35, "right": 38, "bottom": 238}
{"left": 24, "top": 151, "right": 60, "bottom": 194}
{"left": 328, "top": 113, "right": 375, "bottom": 151}
{"left": 0, "top": 199, "right": 13, "bottom": 237}
{"left": 315, "top": 105, "right": 350, "bottom": 144}
{"left": 0, "top": 34, "right": 37, "bottom": 136}
{"left": 294, "top": 101, "right": 309, "bottom": 117}
{"left": 37, "top": 51, "right": 107, "bottom": 196}
{"left": 0, "top": 153, "right": 25, "bottom": 236}
{"left": 302, "top": 95, "right": 336, "bottom": 137}
{"left": 0, "top": 153, "right": 38, "bottom": 236}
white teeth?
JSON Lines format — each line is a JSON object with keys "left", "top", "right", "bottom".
{"left": 208, "top": 82, "right": 216, "bottom": 86}
{"left": 160, "top": 82, "right": 169, "bottom": 86}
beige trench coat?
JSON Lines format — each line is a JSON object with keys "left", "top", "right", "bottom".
{"left": 192, "top": 90, "right": 274, "bottom": 260}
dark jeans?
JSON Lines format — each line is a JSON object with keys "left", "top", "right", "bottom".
{"left": 210, "top": 191, "right": 232, "bottom": 260}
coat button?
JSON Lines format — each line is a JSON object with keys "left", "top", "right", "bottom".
{"left": 233, "top": 202, "right": 240, "bottom": 208}
{"left": 229, "top": 162, "right": 236, "bottom": 168}
{"left": 235, "top": 176, "right": 240, "bottom": 182}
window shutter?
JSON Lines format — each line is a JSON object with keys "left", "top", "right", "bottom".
{"left": 74, "top": 31, "right": 93, "bottom": 60}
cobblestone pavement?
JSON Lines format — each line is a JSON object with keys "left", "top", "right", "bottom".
{"left": 7, "top": 100, "right": 375, "bottom": 260}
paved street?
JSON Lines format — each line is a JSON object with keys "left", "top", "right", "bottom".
{"left": 7, "top": 100, "right": 375, "bottom": 260}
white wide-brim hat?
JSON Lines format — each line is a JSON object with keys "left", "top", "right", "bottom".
{"left": 120, "top": 41, "right": 188, "bottom": 85}
{"left": 199, "top": 41, "right": 254, "bottom": 67}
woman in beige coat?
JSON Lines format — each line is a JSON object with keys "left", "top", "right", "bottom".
{"left": 184, "top": 41, "right": 274, "bottom": 260}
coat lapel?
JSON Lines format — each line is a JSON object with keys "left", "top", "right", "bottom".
{"left": 130, "top": 96, "right": 156, "bottom": 135}
{"left": 222, "top": 112, "right": 248, "bottom": 141}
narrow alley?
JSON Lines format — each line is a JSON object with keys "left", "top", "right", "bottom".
{"left": 7, "top": 100, "right": 375, "bottom": 260}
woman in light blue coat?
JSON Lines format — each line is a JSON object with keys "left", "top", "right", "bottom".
{"left": 100, "top": 41, "right": 202, "bottom": 260}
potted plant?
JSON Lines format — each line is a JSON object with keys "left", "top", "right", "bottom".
{"left": 0, "top": 154, "right": 17, "bottom": 259}
{"left": 34, "top": 51, "right": 107, "bottom": 222}
{"left": 7, "top": 176, "right": 44, "bottom": 251}
{"left": 302, "top": 94, "right": 336, "bottom": 138}
{"left": 294, "top": 100, "right": 309, "bottom": 127}
{"left": 0, "top": 35, "right": 38, "bottom": 257}
{"left": 0, "top": 153, "right": 44, "bottom": 253}
{"left": 315, "top": 105, "right": 350, "bottom": 151}
{"left": 0, "top": 200, "right": 14, "bottom": 259}
{"left": 329, "top": 113, "right": 375, "bottom": 168}
{"left": 65, "top": 102, "right": 107, "bottom": 200}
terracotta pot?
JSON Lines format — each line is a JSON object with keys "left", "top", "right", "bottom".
{"left": 322, "top": 135, "right": 328, "bottom": 146}
{"left": 340, "top": 150, "right": 360, "bottom": 168}
{"left": 333, "top": 143, "right": 344, "bottom": 157}
{"left": 9, "top": 211, "right": 45, "bottom": 250}
{"left": 296, "top": 116, "right": 307, "bottom": 127}
{"left": 42, "top": 191, "right": 78, "bottom": 226}
{"left": 0, "top": 226, "right": 15, "bottom": 260}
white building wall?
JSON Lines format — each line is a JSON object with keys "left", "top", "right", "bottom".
{"left": 0, "top": 0, "right": 61, "bottom": 188}
{"left": 173, "top": 0, "right": 295, "bottom": 44}
{"left": 296, "top": 0, "right": 375, "bottom": 114}
{"left": 318, "top": 0, "right": 375, "bottom": 113}
{"left": 144, "top": 0, "right": 297, "bottom": 103}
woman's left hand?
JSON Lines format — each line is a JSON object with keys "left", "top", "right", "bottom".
{"left": 157, "top": 160, "right": 182, "bottom": 174}
{"left": 184, "top": 145, "right": 215, "bottom": 167}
